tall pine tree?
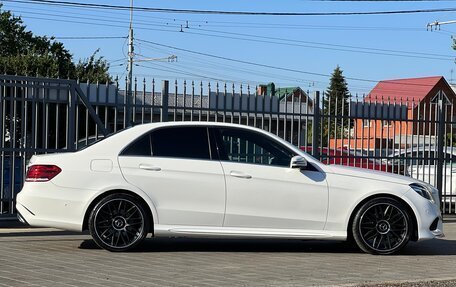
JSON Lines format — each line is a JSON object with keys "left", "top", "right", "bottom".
{"left": 322, "top": 66, "right": 351, "bottom": 144}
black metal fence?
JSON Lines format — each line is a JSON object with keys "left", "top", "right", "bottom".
{"left": 0, "top": 75, "right": 454, "bottom": 216}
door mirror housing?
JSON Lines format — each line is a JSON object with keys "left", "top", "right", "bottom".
{"left": 290, "top": 156, "right": 308, "bottom": 169}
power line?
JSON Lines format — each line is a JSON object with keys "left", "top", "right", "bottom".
{"left": 107, "top": 58, "right": 127, "bottom": 64}
{"left": 55, "top": 36, "right": 127, "bottom": 39}
{"left": 136, "top": 42, "right": 334, "bottom": 86}
{"left": 136, "top": 39, "right": 378, "bottom": 83}
{"left": 5, "top": 0, "right": 456, "bottom": 16}
{"left": 17, "top": 14, "right": 180, "bottom": 33}
{"left": 7, "top": 5, "right": 450, "bottom": 60}
{"left": 136, "top": 63, "right": 238, "bottom": 82}
{"left": 9, "top": 8, "right": 181, "bottom": 29}
{"left": 136, "top": 39, "right": 448, "bottom": 88}
{"left": 188, "top": 27, "right": 454, "bottom": 60}
{"left": 8, "top": 8, "right": 452, "bottom": 61}
{"left": 2, "top": 2, "right": 430, "bottom": 31}
{"left": 125, "top": 44, "right": 441, "bottom": 92}
{"left": 313, "top": 0, "right": 453, "bottom": 1}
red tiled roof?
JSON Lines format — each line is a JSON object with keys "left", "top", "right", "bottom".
{"left": 365, "top": 76, "right": 444, "bottom": 104}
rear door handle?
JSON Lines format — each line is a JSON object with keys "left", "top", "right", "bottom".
{"left": 230, "top": 171, "right": 252, "bottom": 179}
{"left": 139, "top": 164, "right": 161, "bottom": 171}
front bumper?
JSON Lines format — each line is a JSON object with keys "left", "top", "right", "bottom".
{"left": 403, "top": 190, "right": 444, "bottom": 241}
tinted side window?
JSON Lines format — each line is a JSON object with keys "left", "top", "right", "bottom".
{"left": 217, "top": 128, "right": 294, "bottom": 167}
{"left": 121, "top": 133, "right": 151, "bottom": 156}
{"left": 151, "top": 127, "right": 210, "bottom": 160}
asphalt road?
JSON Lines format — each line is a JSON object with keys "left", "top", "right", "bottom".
{"left": 0, "top": 220, "right": 455, "bottom": 287}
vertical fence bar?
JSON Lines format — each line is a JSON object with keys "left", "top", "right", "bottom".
{"left": 67, "top": 86, "right": 76, "bottom": 152}
{"left": 446, "top": 99, "right": 455, "bottom": 213}
{"left": 283, "top": 90, "right": 288, "bottom": 140}
{"left": 114, "top": 78, "right": 119, "bottom": 132}
{"left": 231, "top": 83, "right": 235, "bottom": 124}
{"left": 207, "top": 82, "right": 211, "bottom": 122}
{"left": 312, "top": 91, "right": 320, "bottom": 159}
{"left": 142, "top": 78, "right": 146, "bottom": 124}
{"left": 191, "top": 81, "right": 195, "bottom": 122}
{"left": 269, "top": 89, "right": 273, "bottom": 134}
{"left": 183, "top": 80, "right": 187, "bottom": 121}
{"left": 161, "top": 80, "right": 169, "bottom": 122}
{"left": 291, "top": 91, "right": 295, "bottom": 145}
{"left": 298, "top": 92, "right": 303, "bottom": 148}
{"left": 174, "top": 80, "right": 178, "bottom": 121}
{"left": 151, "top": 78, "right": 155, "bottom": 123}
{"left": 246, "top": 85, "right": 251, "bottom": 127}
{"left": 239, "top": 84, "right": 243, "bottom": 125}
{"left": 215, "top": 83, "right": 219, "bottom": 123}
{"left": 199, "top": 81, "right": 204, "bottom": 122}
{"left": 437, "top": 91, "right": 445, "bottom": 208}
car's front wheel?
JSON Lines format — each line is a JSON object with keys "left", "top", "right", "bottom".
{"left": 88, "top": 193, "right": 150, "bottom": 252}
{"left": 352, "top": 197, "right": 412, "bottom": 255}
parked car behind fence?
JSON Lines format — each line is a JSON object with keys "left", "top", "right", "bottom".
{"left": 387, "top": 147, "right": 456, "bottom": 207}
{"left": 300, "top": 146, "right": 406, "bottom": 174}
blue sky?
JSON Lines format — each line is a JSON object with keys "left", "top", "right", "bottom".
{"left": 2, "top": 0, "right": 456, "bottom": 94}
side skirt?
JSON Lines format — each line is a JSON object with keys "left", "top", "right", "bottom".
{"left": 153, "top": 225, "right": 347, "bottom": 240}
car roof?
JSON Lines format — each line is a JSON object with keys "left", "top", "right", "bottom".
{"left": 130, "top": 121, "right": 263, "bottom": 130}
{"left": 84, "top": 121, "right": 302, "bottom": 156}
{"left": 392, "top": 146, "right": 456, "bottom": 156}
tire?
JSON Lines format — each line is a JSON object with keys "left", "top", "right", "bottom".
{"left": 88, "top": 193, "right": 150, "bottom": 252}
{"left": 352, "top": 197, "right": 412, "bottom": 255}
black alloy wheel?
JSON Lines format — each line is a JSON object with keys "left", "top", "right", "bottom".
{"left": 352, "top": 197, "right": 411, "bottom": 255}
{"left": 89, "top": 193, "right": 150, "bottom": 252}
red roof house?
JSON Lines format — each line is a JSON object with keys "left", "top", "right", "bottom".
{"left": 364, "top": 76, "right": 454, "bottom": 106}
{"left": 330, "top": 76, "right": 456, "bottom": 150}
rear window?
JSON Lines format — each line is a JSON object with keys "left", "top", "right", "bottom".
{"left": 151, "top": 127, "right": 210, "bottom": 160}
{"left": 121, "top": 127, "right": 211, "bottom": 160}
{"left": 121, "top": 134, "right": 152, "bottom": 156}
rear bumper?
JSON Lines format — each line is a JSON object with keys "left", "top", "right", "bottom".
{"left": 15, "top": 182, "right": 92, "bottom": 232}
{"left": 16, "top": 200, "right": 82, "bottom": 231}
{"left": 16, "top": 209, "right": 29, "bottom": 225}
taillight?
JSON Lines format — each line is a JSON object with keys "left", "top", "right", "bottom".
{"left": 25, "top": 165, "right": 61, "bottom": 182}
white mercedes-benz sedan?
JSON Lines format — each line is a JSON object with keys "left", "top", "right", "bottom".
{"left": 16, "top": 122, "right": 443, "bottom": 254}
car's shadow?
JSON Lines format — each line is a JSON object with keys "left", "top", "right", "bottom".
{"left": 79, "top": 237, "right": 456, "bottom": 255}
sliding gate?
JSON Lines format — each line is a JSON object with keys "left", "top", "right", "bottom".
{"left": 0, "top": 75, "right": 107, "bottom": 217}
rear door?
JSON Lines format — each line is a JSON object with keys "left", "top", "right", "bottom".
{"left": 118, "top": 126, "right": 226, "bottom": 226}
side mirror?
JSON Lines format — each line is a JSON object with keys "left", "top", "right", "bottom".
{"left": 290, "top": 155, "right": 308, "bottom": 169}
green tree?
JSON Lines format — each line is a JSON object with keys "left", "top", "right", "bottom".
{"left": 0, "top": 4, "right": 110, "bottom": 81}
{"left": 322, "top": 66, "right": 351, "bottom": 144}
{"left": 0, "top": 5, "right": 112, "bottom": 148}
{"left": 75, "top": 49, "right": 112, "bottom": 83}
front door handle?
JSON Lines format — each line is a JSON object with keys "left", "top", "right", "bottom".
{"left": 230, "top": 171, "right": 252, "bottom": 179}
{"left": 139, "top": 164, "right": 161, "bottom": 171}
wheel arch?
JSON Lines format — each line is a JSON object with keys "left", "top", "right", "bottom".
{"left": 346, "top": 193, "right": 418, "bottom": 242}
{"left": 82, "top": 189, "right": 155, "bottom": 234}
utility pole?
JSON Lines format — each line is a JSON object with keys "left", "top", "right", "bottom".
{"left": 427, "top": 19, "right": 456, "bottom": 65}
{"left": 126, "top": 0, "right": 134, "bottom": 127}
{"left": 427, "top": 20, "right": 456, "bottom": 31}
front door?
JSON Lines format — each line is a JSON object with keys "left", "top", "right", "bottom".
{"left": 213, "top": 127, "right": 328, "bottom": 230}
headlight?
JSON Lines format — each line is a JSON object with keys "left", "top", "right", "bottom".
{"left": 410, "top": 183, "right": 434, "bottom": 203}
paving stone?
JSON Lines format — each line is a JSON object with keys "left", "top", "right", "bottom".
{"left": 0, "top": 221, "right": 456, "bottom": 286}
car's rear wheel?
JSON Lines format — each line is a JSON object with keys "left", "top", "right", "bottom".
{"left": 88, "top": 193, "right": 149, "bottom": 252}
{"left": 352, "top": 197, "right": 411, "bottom": 255}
